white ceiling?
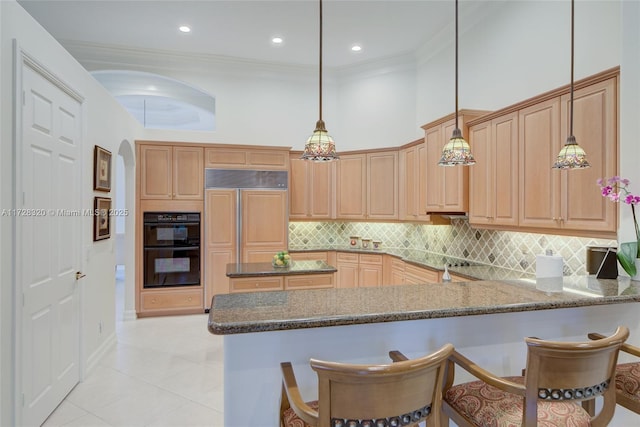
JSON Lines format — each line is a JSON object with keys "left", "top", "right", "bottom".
{"left": 16, "top": 0, "right": 483, "bottom": 69}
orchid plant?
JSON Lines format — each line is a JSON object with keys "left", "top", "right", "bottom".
{"left": 598, "top": 176, "right": 640, "bottom": 276}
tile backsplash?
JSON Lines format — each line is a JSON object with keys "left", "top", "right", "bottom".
{"left": 289, "top": 220, "right": 617, "bottom": 277}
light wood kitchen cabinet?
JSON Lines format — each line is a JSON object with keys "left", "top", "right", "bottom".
{"left": 140, "top": 288, "right": 204, "bottom": 312}
{"left": 336, "top": 154, "right": 367, "bottom": 219}
{"left": 422, "top": 111, "right": 486, "bottom": 213}
{"left": 139, "top": 144, "right": 203, "bottom": 200}
{"left": 335, "top": 252, "right": 383, "bottom": 288}
{"left": 204, "top": 145, "right": 289, "bottom": 170}
{"left": 241, "top": 190, "right": 288, "bottom": 262}
{"left": 285, "top": 274, "right": 334, "bottom": 290}
{"left": 399, "top": 141, "right": 429, "bottom": 221}
{"left": 336, "top": 150, "right": 398, "bottom": 220}
{"left": 229, "top": 276, "right": 284, "bottom": 293}
{"left": 205, "top": 189, "right": 237, "bottom": 300}
{"left": 468, "top": 112, "right": 519, "bottom": 227}
{"left": 289, "top": 155, "right": 335, "bottom": 219}
{"left": 519, "top": 76, "right": 617, "bottom": 236}
{"left": 404, "top": 263, "right": 439, "bottom": 284}
{"left": 383, "top": 255, "right": 406, "bottom": 286}
{"left": 290, "top": 251, "right": 329, "bottom": 262}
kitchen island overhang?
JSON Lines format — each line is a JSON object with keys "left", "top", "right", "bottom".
{"left": 208, "top": 277, "right": 640, "bottom": 427}
{"left": 209, "top": 277, "right": 640, "bottom": 335}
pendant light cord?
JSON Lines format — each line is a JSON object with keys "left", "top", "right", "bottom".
{"left": 319, "top": 0, "right": 323, "bottom": 123}
{"left": 455, "top": 0, "right": 459, "bottom": 130}
{"left": 569, "top": 0, "right": 574, "bottom": 137}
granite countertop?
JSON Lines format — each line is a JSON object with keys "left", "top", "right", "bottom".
{"left": 225, "top": 260, "right": 337, "bottom": 278}
{"left": 208, "top": 276, "right": 640, "bottom": 335}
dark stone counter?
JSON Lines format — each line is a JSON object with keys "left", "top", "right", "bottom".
{"left": 208, "top": 276, "right": 640, "bottom": 335}
{"left": 225, "top": 260, "right": 337, "bottom": 278}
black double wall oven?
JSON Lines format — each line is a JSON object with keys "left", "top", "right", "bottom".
{"left": 143, "top": 212, "right": 201, "bottom": 288}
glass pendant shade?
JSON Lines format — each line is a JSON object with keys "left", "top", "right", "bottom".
{"left": 553, "top": 135, "right": 590, "bottom": 169}
{"left": 301, "top": 120, "right": 337, "bottom": 161}
{"left": 439, "top": 128, "right": 475, "bottom": 166}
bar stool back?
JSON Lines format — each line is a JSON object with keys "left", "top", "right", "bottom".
{"left": 443, "top": 326, "right": 629, "bottom": 427}
{"left": 279, "top": 343, "right": 454, "bottom": 427}
{"left": 589, "top": 331, "right": 640, "bottom": 415}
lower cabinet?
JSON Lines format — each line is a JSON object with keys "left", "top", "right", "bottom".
{"left": 384, "top": 255, "right": 406, "bottom": 286}
{"left": 229, "top": 277, "right": 284, "bottom": 293}
{"left": 403, "top": 263, "right": 440, "bottom": 284}
{"left": 285, "top": 274, "right": 334, "bottom": 290}
{"left": 290, "top": 251, "right": 329, "bottom": 262}
{"left": 139, "top": 288, "right": 204, "bottom": 316}
{"left": 336, "top": 252, "right": 383, "bottom": 288}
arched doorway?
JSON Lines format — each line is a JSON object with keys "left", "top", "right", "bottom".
{"left": 116, "top": 140, "right": 136, "bottom": 320}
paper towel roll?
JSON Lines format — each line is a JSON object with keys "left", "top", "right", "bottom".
{"left": 536, "top": 254, "right": 563, "bottom": 278}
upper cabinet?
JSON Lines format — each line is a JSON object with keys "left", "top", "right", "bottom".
{"left": 422, "top": 111, "right": 487, "bottom": 213}
{"left": 204, "top": 145, "right": 289, "bottom": 170}
{"left": 468, "top": 112, "right": 519, "bottom": 227}
{"left": 336, "top": 150, "right": 398, "bottom": 220}
{"left": 399, "top": 140, "right": 433, "bottom": 221}
{"left": 289, "top": 154, "right": 335, "bottom": 220}
{"left": 519, "top": 76, "right": 617, "bottom": 236}
{"left": 466, "top": 69, "right": 618, "bottom": 238}
{"left": 139, "top": 144, "right": 203, "bottom": 200}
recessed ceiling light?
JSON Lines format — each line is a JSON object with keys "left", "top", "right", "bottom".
{"left": 272, "top": 37, "right": 284, "bottom": 45}
{"left": 179, "top": 26, "right": 191, "bottom": 33}
{"left": 351, "top": 44, "right": 362, "bottom": 52}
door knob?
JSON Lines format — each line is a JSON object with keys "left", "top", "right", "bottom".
{"left": 76, "top": 271, "right": 86, "bottom": 280}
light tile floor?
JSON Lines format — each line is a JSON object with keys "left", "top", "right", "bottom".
{"left": 42, "top": 268, "right": 223, "bottom": 427}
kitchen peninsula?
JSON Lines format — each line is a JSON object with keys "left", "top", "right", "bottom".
{"left": 209, "top": 277, "right": 640, "bottom": 426}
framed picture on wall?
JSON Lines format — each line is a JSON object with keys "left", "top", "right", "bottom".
{"left": 94, "top": 197, "right": 111, "bottom": 241}
{"left": 94, "top": 145, "right": 112, "bottom": 192}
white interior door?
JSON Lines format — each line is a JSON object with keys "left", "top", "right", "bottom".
{"left": 20, "top": 61, "right": 83, "bottom": 427}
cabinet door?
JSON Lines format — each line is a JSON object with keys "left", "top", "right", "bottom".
{"left": 416, "top": 144, "right": 430, "bottom": 220}
{"left": 205, "top": 189, "right": 237, "bottom": 299}
{"left": 336, "top": 262, "right": 358, "bottom": 288}
{"left": 241, "top": 190, "right": 288, "bottom": 258}
{"left": 492, "top": 113, "right": 519, "bottom": 226}
{"left": 367, "top": 151, "right": 398, "bottom": 219}
{"left": 173, "top": 146, "right": 203, "bottom": 199}
{"left": 560, "top": 78, "right": 617, "bottom": 233}
{"left": 289, "top": 158, "right": 308, "bottom": 219}
{"left": 140, "top": 145, "right": 172, "bottom": 199}
{"left": 441, "top": 119, "right": 469, "bottom": 212}
{"left": 309, "top": 161, "right": 334, "bottom": 218}
{"left": 469, "top": 121, "right": 492, "bottom": 225}
{"left": 336, "top": 154, "right": 367, "bottom": 219}
{"left": 519, "top": 98, "right": 562, "bottom": 229}
{"left": 359, "top": 264, "right": 382, "bottom": 287}
{"left": 425, "top": 126, "right": 443, "bottom": 212}
{"left": 399, "top": 147, "right": 416, "bottom": 220}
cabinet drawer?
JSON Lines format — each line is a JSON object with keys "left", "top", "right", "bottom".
{"left": 291, "top": 251, "right": 329, "bottom": 262}
{"left": 230, "top": 277, "right": 283, "bottom": 293}
{"left": 337, "top": 252, "right": 359, "bottom": 263}
{"left": 285, "top": 274, "right": 334, "bottom": 290}
{"left": 141, "top": 289, "right": 203, "bottom": 310}
{"left": 359, "top": 254, "right": 383, "bottom": 265}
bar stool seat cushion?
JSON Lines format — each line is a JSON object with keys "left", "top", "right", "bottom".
{"left": 616, "top": 362, "right": 640, "bottom": 403}
{"left": 444, "top": 376, "right": 592, "bottom": 427}
{"left": 282, "top": 401, "right": 318, "bottom": 427}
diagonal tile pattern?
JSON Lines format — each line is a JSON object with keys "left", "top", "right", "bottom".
{"left": 289, "top": 220, "right": 617, "bottom": 277}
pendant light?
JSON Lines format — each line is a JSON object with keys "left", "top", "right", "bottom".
{"left": 439, "top": 0, "right": 475, "bottom": 167}
{"left": 552, "top": 0, "right": 590, "bottom": 169}
{"left": 301, "top": 0, "right": 338, "bottom": 161}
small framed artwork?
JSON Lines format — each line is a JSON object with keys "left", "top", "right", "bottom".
{"left": 94, "top": 197, "right": 111, "bottom": 241}
{"left": 94, "top": 145, "right": 112, "bottom": 192}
